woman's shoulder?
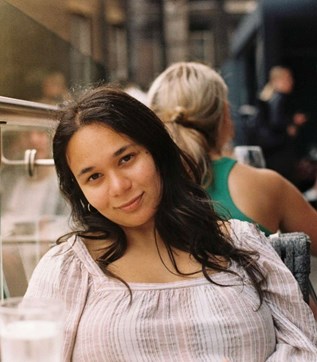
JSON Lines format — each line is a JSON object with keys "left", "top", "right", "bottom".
{"left": 232, "top": 163, "right": 286, "bottom": 193}
{"left": 227, "top": 219, "right": 271, "bottom": 250}
{"left": 29, "top": 236, "right": 78, "bottom": 275}
{"left": 25, "top": 235, "right": 95, "bottom": 328}
{"left": 227, "top": 219, "right": 286, "bottom": 264}
{"left": 233, "top": 162, "right": 280, "bottom": 178}
{"left": 227, "top": 218, "right": 259, "bottom": 235}
{"left": 29, "top": 234, "right": 101, "bottom": 282}
{"left": 35, "top": 234, "right": 109, "bottom": 278}
{"left": 42, "top": 235, "right": 77, "bottom": 258}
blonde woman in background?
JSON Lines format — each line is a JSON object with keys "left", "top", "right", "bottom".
{"left": 259, "top": 66, "right": 294, "bottom": 102}
{"left": 147, "top": 62, "right": 317, "bottom": 256}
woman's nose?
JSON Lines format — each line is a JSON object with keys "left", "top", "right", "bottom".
{"left": 108, "top": 172, "right": 132, "bottom": 196}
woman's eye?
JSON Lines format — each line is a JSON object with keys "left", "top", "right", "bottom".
{"left": 88, "top": 173, "right": 102, "bottom": 182}
{"left": 120, "top": 153, "right": 134, "bottom": 165}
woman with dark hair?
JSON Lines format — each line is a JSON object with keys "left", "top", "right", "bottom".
{"left": 25, "top": 86, "right": 317, "bottom": 361}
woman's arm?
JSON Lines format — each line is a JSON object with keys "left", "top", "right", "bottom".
{"left": 238, "top": 167, "right": 317, "bottom": 256}
{"left": 230, "top": 220, "right": 317, "bottom": 360}
{"left": 277, "top": 175, "right": 317, "bottom": 256}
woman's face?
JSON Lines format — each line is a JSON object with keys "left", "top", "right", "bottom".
{"left": 273, "top": 70, "right": 294, "bottom": 94}
{"left": 66, "top": 123, "right": 162, "bottom": 231}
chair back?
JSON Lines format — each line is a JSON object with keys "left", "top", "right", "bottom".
{"left": 269, "top": 232, "right": 311, "bottom": 303}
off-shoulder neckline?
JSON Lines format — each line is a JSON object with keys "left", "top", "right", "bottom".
{"left": 67, "top": 233, "right": 245, "bottom": 290}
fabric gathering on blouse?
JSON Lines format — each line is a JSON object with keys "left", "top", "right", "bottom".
{"left": 25, "top": 219, "right": 317, "bottom": 361}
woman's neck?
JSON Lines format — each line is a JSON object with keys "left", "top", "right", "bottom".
{"left": 208, "top": 150, "right": 223, "bottom": 160}
{"left": 209, "top": 145, "right": 234, "bottom": 161}
{"left": 124, "top": 226, "right": 164, "bottom": 253}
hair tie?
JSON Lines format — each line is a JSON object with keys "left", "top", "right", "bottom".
{"left": 173, "top": 112, "right": 186, "bottom": 124}
{"left": 171, "top": 106, "right": 186, "bottom": 124}
{"left": 174, "top": 117, "right": 210, "bottom": 141}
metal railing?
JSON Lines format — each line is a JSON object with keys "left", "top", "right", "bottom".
{"left": 0, "top": 96, "right": 60, "bottom": 175}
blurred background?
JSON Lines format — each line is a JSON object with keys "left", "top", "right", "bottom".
{"left": 1, "top": 0, "right": 317, "bottom": 155}
{"left": 1, "top": 0, "right": 257, "bottom": 97}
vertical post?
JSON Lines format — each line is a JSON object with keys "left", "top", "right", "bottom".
{"left": 163, "top": 0, "right": 189, "bottom": 64}
{"left": 98, "top": 0, "right": 109, "bottom": 80}
{"left": 0, "top": 125, "right": 3, "bottom": 300}
{"left": 213, "top": 0, "right": 229, "bottom": 68}
{"left": 126, "top": 0, "right": 163, "bottom": 88}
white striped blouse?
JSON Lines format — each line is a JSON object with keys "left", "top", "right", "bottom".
{"left": 25, "top": 219, "right": 317, "bottom": 361}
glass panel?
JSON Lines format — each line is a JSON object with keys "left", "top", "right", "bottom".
{"left": 0, "top": 0, "right": 103, "bottom": 300}
{"left": 0, "top": 0, "right": 105, "bottom": 103}
{"left": 0, "top": 124, "right": 71, "bottom": 298}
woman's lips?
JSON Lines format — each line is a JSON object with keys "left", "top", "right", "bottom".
{"left": 116, "top": 193, "right": 144, "bottom": 212}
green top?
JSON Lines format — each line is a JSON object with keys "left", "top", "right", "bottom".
{"left": 206, "top": 157, "right": 272, "bottom": 236}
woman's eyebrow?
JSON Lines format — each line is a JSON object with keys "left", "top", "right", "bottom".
{"left": 113, "top": 143, "right": 134, "bottom": 157}
{"left": 76, "top": 143, "right": 136, "bottom": 178}
{"left": 77, "top": 166, "right": 94, "bottom": 178}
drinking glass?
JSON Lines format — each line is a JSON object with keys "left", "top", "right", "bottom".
{"left": 233, "top": 145, "right": 266, "bottom": 168}
{"left": 0, "top": 297, "right": 64, "bottom": 362}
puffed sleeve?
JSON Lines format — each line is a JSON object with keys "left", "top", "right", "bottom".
{"left": 229, "top": 219, "right": 317, "bottom": 361}
{"left": 24, "top": 239, "right": 90, "bottom": 362}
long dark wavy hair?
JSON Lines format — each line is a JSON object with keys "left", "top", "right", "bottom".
{"left": 53, "top": 85, "right": 265, "bottom": 303}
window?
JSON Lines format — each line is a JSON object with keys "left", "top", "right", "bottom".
{"left": 70, "top": 13, "right": 92, "bottom": 85}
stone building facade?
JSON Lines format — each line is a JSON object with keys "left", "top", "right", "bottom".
{"left": 0, "top": 0, "right": 256, "bottom": 99}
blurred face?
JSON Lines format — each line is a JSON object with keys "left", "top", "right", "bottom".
{"left": 66, "top": 123, "right": 162, "bottom": 231}
{"left": 42, "top": 74, "right": 67, "bottom": 98}
{"left": 27, "top": 130, "right": 50, "bottom": 159}
{"left": 273, "top": 70, "right": 294, "bottom": 94}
